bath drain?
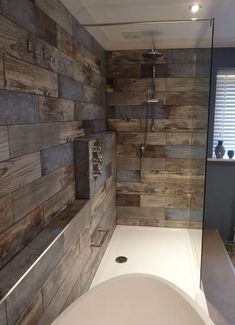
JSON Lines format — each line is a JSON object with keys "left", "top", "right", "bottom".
{"left": 115, "top": 256, "right": 128, "bottom": 263}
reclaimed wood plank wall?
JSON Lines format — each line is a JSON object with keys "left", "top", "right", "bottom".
{"left": 107, "top": 48, "right": 211, "bottom": 228}
{"left": 0, "top": 0, "right": 107, "bottom": 270}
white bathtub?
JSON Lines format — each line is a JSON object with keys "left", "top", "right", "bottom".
{"left": 52, "top": 274, "right": 214, "bottom": 325}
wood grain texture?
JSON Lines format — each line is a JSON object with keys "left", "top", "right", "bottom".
{"left": 75, "top": 102, "right": 106, "bottom": 121}
{"left": 59, "top": 121, "right": 84, "bottom": 143}
{"left": 5, "top": 56, "right": 58, "bottom": 97}
{"left": 43, "top": 183, "right": 75, "bottom": 224}
{"left": 0, "top": 15, "right": 33, "bottom": 63}
{"left": 2, "top": 0, "right": 57, "bottom": 46}
{"left": 41, "top": 143, "right": 74, "bottom": 175}
{"left": 117, "top": 131, "right": 166, "bottom": 145}
{"left": 56, "top": 25, "right": 74, "bottom": 57}
{"left": 0, "top": 90, "right": 38, "bottom": 125}
{"left": 108, "top": 119, "right": 140, "bottom": 131}
{"left": 0, "top": 194, "right": 14, "bottom": 236}
{"left": 0, "top": 152, "right": 41, "bottom": 199}
{"left": 113, "top": 78, "right": 166, "bottom": 92}
{"left": 0, "top": 126, "right": 9, "bottom": 161}
{"left": 166, "top": 78, "right": 209, "bottom": 92}
{"left": 166, "top": 105, "right": 208, "bottom": 120}
{"left": 0, "top": 53, "right": 4, "bottom": 89}
{"left": 15, "top": 290, "right": 43, "bottom": 325}
{"left": 0, "top": 206, "right": 44, "bottom": 268}
{"left": 35, "top": 0, "right": 73, "bottom": 35}
{"left": 60, "top": 164, "right": 75, "bottom": 188}
{"left": 38, "top": 96, "right": 74, "bottom": 122}
{"left": 9, "top": 123, "right": 59, "bottom": 158}
{"left": 13, "top": 170, "right": 61, "bottom": 221}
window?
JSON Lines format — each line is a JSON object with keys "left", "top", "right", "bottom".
{"left": 213, "top": 70, "right": 235, "bottom": 158}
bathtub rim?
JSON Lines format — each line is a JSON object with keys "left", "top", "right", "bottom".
{"left": 52, "top": 273, "right": 214, "bottom": 325}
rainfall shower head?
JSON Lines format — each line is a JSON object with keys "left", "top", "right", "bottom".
{"left": 143, "top": 45, "right": 163, "bottom": 60}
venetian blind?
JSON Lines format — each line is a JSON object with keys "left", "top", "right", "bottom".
{"left": 213, "top": 70, "right": 235, "bottom": 157}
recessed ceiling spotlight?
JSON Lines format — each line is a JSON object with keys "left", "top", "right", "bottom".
{"left": 189, "top": 4, "right": 201, "bottom": 13}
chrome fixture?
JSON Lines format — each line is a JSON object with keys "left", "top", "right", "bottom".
{"left": 91, "top": 228, "right": 110, "bottom": 248}
{"left": 143, "top": 45, "right": 163, "bottom": 61}
{"left": 92, "top": 140, "right": 103, "bottom": 179}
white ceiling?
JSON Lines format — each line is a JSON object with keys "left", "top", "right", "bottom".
{"left": 61, "top": 0, "right": 235, "bottom": 49}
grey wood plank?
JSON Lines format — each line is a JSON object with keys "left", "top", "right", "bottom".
{"left": 0, "top": 194, "right": 14, "bottom": 236}
{"left": 0, "top": 126, "right": 9, "bottom": 162}
{"left": 0, "top": 53, "right": 4, "bottom": 89}
{"left": 39, "top": 96, "right": 74, "bottom": 122}
{"left": 75, "top": 102, "right": 106, "bottom": 121}
{"left": 2, "top": 0, "right": 57, "bottom": 46}
{"left": 35, "top": 0, "right": 73, "bottom": 35}
{"left": 0, "top": 302, "right": 7, "bottom": 325}
{"left": 15, "top": 290, "right": 43, "bottom": 325}
{"left": 41, "top": 237, "right": 80, "bottom": 308}
{"left": 57, "top": 25, "right": 74, "bottom": 57}
{"left": 0, "top": 90, "right": 38, "bottom": 125}
{"left": 0, "top": 206, "right": 45, "bottom": 268}
{"left": 167, "top": 49, "right": 196, "bottom": 63}
{"left": 5, "top": 56, "right": 58, "bottom": 97}
{"left": 0, "top": 152, "right": 41, "bottom": 199}
{"left": 59, "top": 75, "right": 85, "bottom": 101}
{"left": 5, "top": 233, "right": 64, "bottom": 325}
{"left": 9, "top": 123, "right": 59, "bottom": 158}
{"left": 72, "top": 19, "right": 94, "bottom": 54}
{"left": 13, "top": 170, "right": 61, "bottom": 221}
{"left": 107, "top": 105, "right": 166, "bottom": 119}
{"left": 43, "top": 183, "right": 75, "bottom": 224}
{"left": 41, "top": 143, "right": 74, "bottom": 176}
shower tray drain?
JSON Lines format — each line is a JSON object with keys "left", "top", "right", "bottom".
{"left": 115, "top": 256, "right": 128, "bottom": 263}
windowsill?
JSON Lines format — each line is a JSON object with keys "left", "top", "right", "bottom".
{"left": 207, "top": 158, "right": 235, "bottom": 163}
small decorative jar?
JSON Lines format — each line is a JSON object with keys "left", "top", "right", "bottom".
{"left": 228, "top": 150, "right": 234, "bottom": 159}
{"left": 215, "top": 140, "right": 225, "bottom": 159}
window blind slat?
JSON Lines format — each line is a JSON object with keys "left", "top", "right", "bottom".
{"left": 213, "top": 71, "right": 235, "bottom": 157}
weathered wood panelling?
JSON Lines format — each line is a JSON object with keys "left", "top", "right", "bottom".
{"left": 13, "top": 170, "right": 61, "bottom": 221}
{"left": 35, "top": 0, "right": 73, "bottom": 35}
{"left": 0, "top": 15, "right": 33, "bottom": 62}
{"left": 41, "top": 143, "right": 74, "bottom": 176}
{"left": 43, "top": 183, "right": 75, "bottom": 224}
{"left": 9, "top": 123, "right": 59, "bottom": 158}
{"left": 0, "top": 206, "right": 44, "bottom": 268}
{"left": 0, "top": 4, "right": 110, "bottom": 324}
{"left": 5, "top": 56, "right": 58, "bottom": 97}
{"left": 0, "top": 53, "right": 4, "bottom": 89}
{"left": 38, "top": 96, "right": 74, "bottom": 122}
{"left": 59, "top": 121, "right": 84, "bottom": 143}
{"left": 108, "top": 48, "right": 209, "bottom": 228}
{"left": 0, "top": 126, "right": 9, "bottom": 161}
{"left": 2, "top": 0, "right": 57, "bottom": 46}
{"left": 0, "top": 152, "right": 41, "bottom": 199}
{"left": 0, "top": 90, "right": 38, "bottom": 125}
{"left": 0, "top": 194, "right": 13, "bottom": 235}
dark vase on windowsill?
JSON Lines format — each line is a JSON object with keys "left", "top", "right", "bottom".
{"left": 215, "top": 140, "right": 225, "bottom": 159}
{"left": 228, "top": 150, "right": 234, "bottom": 159}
